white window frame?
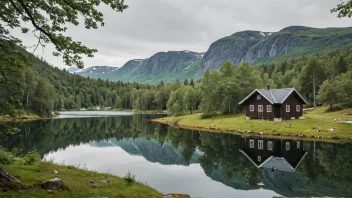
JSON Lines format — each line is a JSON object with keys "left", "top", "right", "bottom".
{"left": 257, "top": 95, "right": 261, "bottom": 100}
{"left": 258, "top": 156, "right": 262, "bottom": 162}
{"left": 286, "top": 142, "right": 290, "bottom": 150}
{"left": 250, "top": 105, "right": 254, "bottom": 112}
{"left": 296, "top": 105, "right": 300, "bottom": 112}
{"left": 258, "top": 105, "right": 263, "bottom": 112}
{"left": 267, "top": 105, "right": 272, "bottom": 112}
{"left": 286, "top": 105, "right": 290, "bottom": 112}
{"left": 297, "top": 141, "right": 300, "bottom": 149}
{"left": 249, "top": 139, "right": 254, "bottom": 148}
{"left": 267, "top": 141, "right": 273, "bottom": 150}
{"left": 258, "top": 140, "right": 263, "bottom": 150}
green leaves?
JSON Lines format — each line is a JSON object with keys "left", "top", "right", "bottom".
{"left": 1, "top": 0, "right": 128, "bottom": 67}
{"left": 331, "top": 1, "right": 352, "bottom": 18}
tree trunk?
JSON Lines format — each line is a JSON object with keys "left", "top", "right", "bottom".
{"left": 26, "top": 88, "right": 30, "bottom": 107}
{"left": 0, "top": 167, "right": 27, "bottom": 190}
{"left": 313, "top": 65, "right": 316, "bottom": 107}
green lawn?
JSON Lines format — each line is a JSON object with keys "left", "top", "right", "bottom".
{"left": 154, "top": 107, "right": 352, "bottom": 140}
{"left": 1, "top": 161, "right": 162, "bottom": 198}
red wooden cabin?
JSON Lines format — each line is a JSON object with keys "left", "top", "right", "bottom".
{"left": 239, "top": 85, "right": 307, "bottom": 121}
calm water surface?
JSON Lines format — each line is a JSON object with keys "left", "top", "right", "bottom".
{"left": 2, "top": 112, "right": 352, "bottom": 198}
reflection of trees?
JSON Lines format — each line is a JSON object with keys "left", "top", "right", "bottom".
{"left": 2, "top": 117, "right": 352, "bottom": 197}
{"left": 316, "top": 143, "right": 352, "bottom": 190}
{"left": 1, "top": 114, "right": 161, "bottom": 155}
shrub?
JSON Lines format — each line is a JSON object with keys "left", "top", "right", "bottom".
{"left": 21, "top": 151, "right": 40, "bottom": 165}
{"left": 53, "top": 111, "right": 60, "bottom": 116}
{"left": 0, "top": 148, "right": 14, "bottom": 165}
{"left": 123, "top": 171, "right": 136, "bottom": 185}
{"left": 200, "top": 114, "right": 212, "bottom": 119}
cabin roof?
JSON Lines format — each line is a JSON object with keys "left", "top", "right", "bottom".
{"left": 238, "top": 88, "right": 307, "bottom": 105}
{"left": 239, "top": 149, "right": 308, "bottom": 172}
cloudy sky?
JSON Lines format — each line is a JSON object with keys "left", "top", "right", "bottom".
{"left": 16, "top": 0, "right": 352, "bottom": 69}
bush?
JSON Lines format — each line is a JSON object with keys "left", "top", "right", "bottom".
{"left": 200, "top": 114, "right": 212, "bottom": 119}
{"left": 0, "top": 148, "right": 14, "bottom": 165}
{"left": 21, "top": 151, "right": 40, "bottom": 165}
{"left": 53, "top": 111, "right": 60, "bottom": 116}
{"left": 123, "top": 171, "right": 136, "bottom": 185}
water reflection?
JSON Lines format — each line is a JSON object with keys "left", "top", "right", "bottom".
{"left": 1, "top": 114, "right": 352, "bottom": 197}
{"left": 240, "top": 138, "right": 307, "bottom": 172}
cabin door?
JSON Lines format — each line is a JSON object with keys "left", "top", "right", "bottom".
{"left": 290, "top": 105, "right": 295, "bottom": 118}
{"left": 258, "top": 105, "right": 263, "bottom": 118}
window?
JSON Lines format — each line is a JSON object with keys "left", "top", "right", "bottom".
{"left": 250, "top": 105, "right": 254, "bottom": 112}
{"left": 258, "top": 156, "right": 262, "bottom": 162}
{"left": 258, "top": 140, "right": 263, "bottom": 150}
{"left": 297, "top": 141, "right": 300, "bottom": 149}
{"left": 249, "top": 139, "right": 254, "bottom": 148}
{"left": 267, "top": 105, "right": 272, "bottom": 112}
{"left": 296, "top": 105, "right": 300, "bottom": 112}
{"left": 257, "top": 95, "right": 261, "bottom": 100}
{"left": 258, "top": 105, "right": 263, "bottom": 112}
{"left": 286, "top": 142, "right": 290, "bottom": 150}
{"left": 267, "top": 141, "right": 273, "bottom": 150}
{"left": 286, "top": 105, "right": 290, "bottom": 112}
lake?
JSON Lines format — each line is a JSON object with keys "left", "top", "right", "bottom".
{"left": 2, "top": 112, "right": 352, "bottom": 197}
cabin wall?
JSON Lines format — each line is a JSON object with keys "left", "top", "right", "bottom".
{"left": 242, "top": 138, "right": 281, "bottom": 165}
{"left": 244, "top": 93, "right": 275, "bottom": 119}
{"left": 281, "top": 140, "right": 305, "bottom": 167}
{"left": 281, "top": 92, "right": 303, "bottom": 119}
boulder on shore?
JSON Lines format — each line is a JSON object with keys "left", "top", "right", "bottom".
{"left": 0, "top": 167, "right": 27, "bottom": 190}
{"left": 40, "top": 178, "right": 69, "bottom": 191}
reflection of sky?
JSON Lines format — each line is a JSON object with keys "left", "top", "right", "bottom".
{"left": 56, "top": 111, "right": 134, "bottom": 118}
{"left": 44, "top": 145, "right": 280, "bottom": 198}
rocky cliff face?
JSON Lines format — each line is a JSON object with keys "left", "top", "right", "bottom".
{"left": 201, "top": 26, "right": 352, "bottom": 70}
{"left": 103, "top": 59, "right": 144, "bottom": 80}
{"left": 105, "top": 51, "right": 204, "bottom": 84}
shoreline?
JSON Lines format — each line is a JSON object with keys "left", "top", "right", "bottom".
{"left": 1, "top": 160, "right": 162, "bottom": 197}
{"left": 0, "top": 114, "right": 53, "bottom": 122}
{"left": 151, "top": 119, "right": 352, "bottom": 143}
{"left": 152, "top": 107, "right": 352, "bottom": 143}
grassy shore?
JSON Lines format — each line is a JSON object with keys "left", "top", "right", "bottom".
{"left": 152, "top": 107, "right": 352, "bottom": 141}
{"left": 1, "top": 160, "right": 162, "bottom": 198}
{"left": 0, "top": 114, "right": 49, "bottom": 122}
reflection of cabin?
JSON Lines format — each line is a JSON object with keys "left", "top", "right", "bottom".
{"left": 238, "top": 85, "right": 307, "bottom": 121}
{"left": 239, "top": 137, "right": 307, "bottom": 172}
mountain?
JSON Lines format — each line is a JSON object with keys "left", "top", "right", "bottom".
{"left": 66, "top": 66, "right": 80, "bottom": 73}
{"left": 75, "top": 26, "right": 352, "bottom": 84}
{"left": 101, "top": 51, "right": 204, "bottom": 84}
{"left": 73, "top": 66, "right": 119, "bottom": 78}
{"left": 201, "top": 26, "right": 352, "bottom": 70}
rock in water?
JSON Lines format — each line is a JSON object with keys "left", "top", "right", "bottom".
{"left": 40, "top": 178, "right": 69, "bottom": 191}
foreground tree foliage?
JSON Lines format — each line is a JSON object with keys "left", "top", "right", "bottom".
{"left": 0, "top": 0, "right": 128, "bottom": 67}
{"left": 332, "top": 0, "right": 352, "bottom": 18}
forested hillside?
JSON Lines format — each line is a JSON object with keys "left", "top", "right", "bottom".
{"left": 1, "top": 46, "right": 351, "bottom": 118}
